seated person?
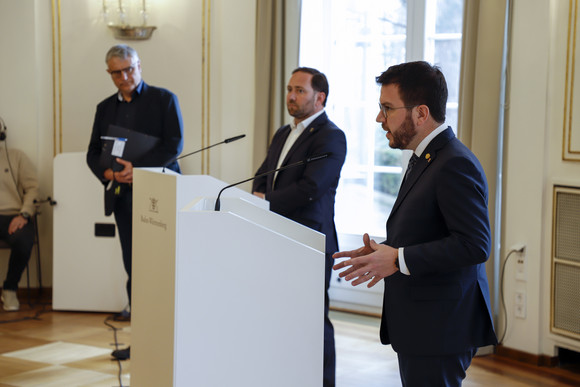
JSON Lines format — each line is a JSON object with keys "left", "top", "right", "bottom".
{"left": 0, "top": 144, "right": 39, "bottom": 311}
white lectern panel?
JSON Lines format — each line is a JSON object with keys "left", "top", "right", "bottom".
{"left": 174, "top": 210, "right": 323, "bottom": 386}
{"left": 213, "top": 197, "right": 324, "bottom": 252}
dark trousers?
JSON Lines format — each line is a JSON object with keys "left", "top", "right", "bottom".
{"left": 397, "top": 348, "right": 477, "bottom": 387}
{"left": 324, "top": 253, "right": 336, "bottom": 387}
{"left": 112, "top": 187, "right": 133, "bottom": 305}
{"left": 0, "top": 215, "right": 34, "bottom": 290}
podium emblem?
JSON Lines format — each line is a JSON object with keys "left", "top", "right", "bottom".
{"left": 149, "top": 197, "right": 159, "bottom": 213}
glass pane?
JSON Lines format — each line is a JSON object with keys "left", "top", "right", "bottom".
{"left": 301, "top": 0, "right": 408, "bottom": 239}
{"left": 434, "top": 39, "right": 462, "bottom": 103}
{"left": 429, "top": 0, "right": 464, "bottom": 132}
{"left": 435, "top": 0, "right": 464, "bottom": 34}
{"left": 327, "top": 0, "right": 407, "bottom": 236}
{"left": 300, "top": 0, "right": 464, "bottom": 242}
{"left": 446, "top": 106, "right": 458, "bottom": 133}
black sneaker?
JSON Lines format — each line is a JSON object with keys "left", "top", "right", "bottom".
{"left": 111, "top": 346, "right": 130, "bottom": 360}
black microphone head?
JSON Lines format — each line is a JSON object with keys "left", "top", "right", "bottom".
{"left": 172, "top": 135, "right": 246, "bottom": 166}
{"left": 224, "top": 134, "right": 246, "bottom": 143}
{"left": 0, "top": 116, "right": 6, "bottom": 141}
{"left": 306, "top": 152, "right": 331, "bottom": 163}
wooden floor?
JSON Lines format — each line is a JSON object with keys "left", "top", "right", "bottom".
{"left": 0, "top": 295, "right": 579, "bottom": 386}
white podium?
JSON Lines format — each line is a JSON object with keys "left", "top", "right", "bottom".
{"left": 131, "top": 169, "right": 325, "bottom": 387}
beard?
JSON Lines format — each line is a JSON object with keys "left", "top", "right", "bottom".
{"left": 387, "top": 112, "right": 416, "bottom": 150}
{"left": 287, "top": 97, "right": 316, "bottom": 121}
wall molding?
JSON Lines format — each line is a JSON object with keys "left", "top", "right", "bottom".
{"left": 51, "top": 0, "right": 62, "bottom": 156}
{"left": 563, "top": 0, "right": 580, "bottom": 161}
{"left": 201, "top": 0, "right": 211, "bottom": 174}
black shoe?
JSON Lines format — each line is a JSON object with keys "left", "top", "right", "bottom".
{"left": 112, "top": 346, "right": 130, "bottom": 360}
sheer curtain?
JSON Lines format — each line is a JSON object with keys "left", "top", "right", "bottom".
{"left": 253, "top": 0, "right": 301, "bottom": 170}
{"left": 457, "top": 0, "right": 510, "bottom": 331}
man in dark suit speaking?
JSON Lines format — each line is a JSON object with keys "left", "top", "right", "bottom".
{"left": 333, "top": 61, "right": 497, "bottom": 386}
{"left": 252, "top": 67, "right": 346, "bottom": 387}
{"left": 87, "top": 44, "right": 183, "bottom": 360}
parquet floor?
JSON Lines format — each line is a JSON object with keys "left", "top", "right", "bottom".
{"left": 0, "top": 293, "right": 579, "bottom": 386}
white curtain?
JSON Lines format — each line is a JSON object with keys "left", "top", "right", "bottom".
{"left": 457, "top": 0, "right": 510, "bottom": 328}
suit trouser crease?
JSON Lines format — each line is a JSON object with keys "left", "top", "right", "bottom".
{"left": 397, "top": 348, "right": 477, "bottom": 387}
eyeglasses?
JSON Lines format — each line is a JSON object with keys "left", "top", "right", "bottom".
{"left": 108, "top": 63, "right": 139, "bottom": 78}
{"left": 378, "top": 103, "right": 418, "bottom": 118}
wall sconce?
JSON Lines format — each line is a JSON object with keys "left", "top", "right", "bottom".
{"left": 102, "top": 0, "right": 157, "bottom": 40}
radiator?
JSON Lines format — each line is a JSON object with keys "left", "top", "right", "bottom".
{"left": 551, "top": 185, "right": 580, "bottom": 340}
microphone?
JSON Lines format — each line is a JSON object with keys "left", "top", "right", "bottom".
{"left": 0, "top": 116, "right": 7, "bottom": 141}
{"left": 162, "top": 134, "right": 246, "bottom": 172}
{"left": 224, "top": 134, "right": 245, "bottom": 143}
{"left": 214, "top": 152, "right": 331, "bottom": 211}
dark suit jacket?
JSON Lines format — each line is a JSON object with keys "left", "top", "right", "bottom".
{"left": 252, "top": 112, "right": 347, "bottom": 253}
{"left": 86, "top": 82, "right": 184, "bottom": 214}
{"left": 87, "top": 81, "right": 184, "bottom": 181}
{"left": 380, "top": 127, "right": 497, "bottom": 356}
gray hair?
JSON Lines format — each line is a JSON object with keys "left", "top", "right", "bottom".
{"left": 105, "top": 44, "right": 140, "bottom": 63}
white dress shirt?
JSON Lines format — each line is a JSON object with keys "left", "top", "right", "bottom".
{"left": 273, "top": 110, "right": 325, "bottom": 185}
{"left": 398, "top": 123, "right": 448, "bottom": 275}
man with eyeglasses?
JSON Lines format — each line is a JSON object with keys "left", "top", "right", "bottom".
{"left": 87, "top": 44, "right": 183, "bottom": 360}
{"left": 333, "top": 61, "right": 497, "bottom": 386}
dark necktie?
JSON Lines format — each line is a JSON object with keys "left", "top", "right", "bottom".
{"left": 403, "top": 153, "right": 419, "bottom": 183}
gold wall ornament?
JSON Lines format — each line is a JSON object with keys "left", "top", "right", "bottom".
{"left": 102, "top": 0, "right": 157, "bottom": 40}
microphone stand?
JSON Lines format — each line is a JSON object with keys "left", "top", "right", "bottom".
{"left": 214, "top": 153, "right": 330, "bottom": 211}
{"left": 162, "top": 134, "right": 245, "bottom": 172}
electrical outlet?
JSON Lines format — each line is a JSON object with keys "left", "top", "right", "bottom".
{"left": 513, "top": 244, "right": 526, "bottom": 281}
{"left": 514, "top": 303, "right": 526, "bottom": 319}
{"left": 514, "top": 290, "right": 526, "bottom": 319}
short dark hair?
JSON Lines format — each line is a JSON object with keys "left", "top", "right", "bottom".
{"left": 292, "top": 67, "right": 329, "bottom": 107}
{"left": 376, "top": 61, "right": 447, "bottom": 123}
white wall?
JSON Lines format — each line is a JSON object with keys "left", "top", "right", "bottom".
{"left": 207, "top": 0, "right": 256, "bottom": 184}
{"left": 58, "top": 0, "right": 204, "bottom": 167}
{"left": 0, "top": 0, "right": 54, "bottom": 288}
{"left": 542, "top": 0, "right": 580, "bottom": 356}
{"left": 502, "top": 0, "right": 549, "bottom": 355}
{"left": 501, "top": 0, "right": 580, "bottom": 357}
{"left": 0, "top": 0, "right": 257, "bottom": 288}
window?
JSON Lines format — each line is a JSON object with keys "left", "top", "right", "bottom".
{"left": 300, "top": 0, "right": 464, "bottom": 243}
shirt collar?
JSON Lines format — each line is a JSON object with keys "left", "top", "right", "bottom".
{"left": 414, "top": 123, "right": 447, "bottom": 157}
{"left": 117, "top": 80, "right": 144, "bottom": 102}
{"left": 290, "top": 109, "right": 324, "bottom": 131}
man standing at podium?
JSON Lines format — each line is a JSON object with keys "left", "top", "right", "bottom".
{"left": 87, "top": 44, "right": 184, "bottom": 360}
{"left": 252, "top": 67, "right": 347, "bottom": 387}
